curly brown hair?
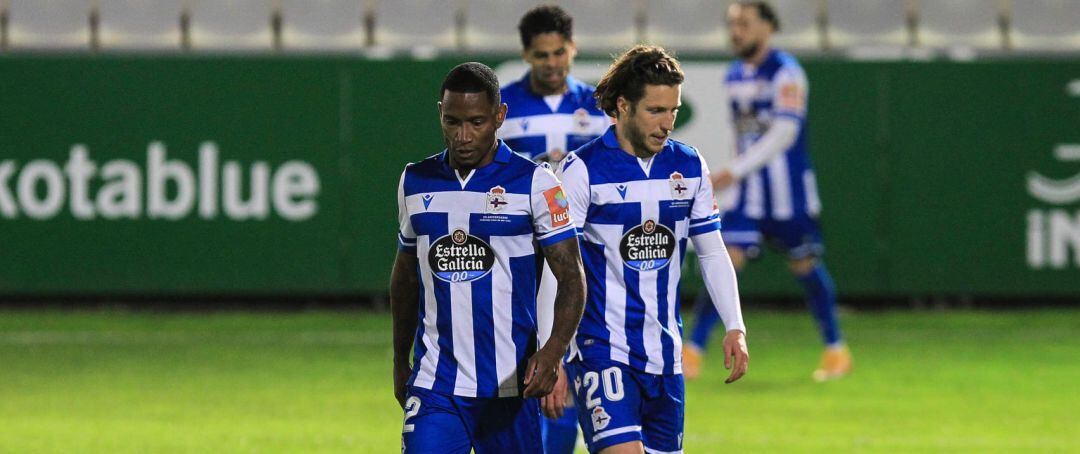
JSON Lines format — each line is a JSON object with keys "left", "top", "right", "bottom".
{"left": 594, "top": 45, "right": 684, "bottom": 118}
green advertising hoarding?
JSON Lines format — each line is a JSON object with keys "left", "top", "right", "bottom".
{"left": 0, "top": 56, "right": 1077, "bottom": 297}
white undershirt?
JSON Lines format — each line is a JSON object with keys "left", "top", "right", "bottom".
{"left": 543, "top": 94, "right": 563, "bottom": 112}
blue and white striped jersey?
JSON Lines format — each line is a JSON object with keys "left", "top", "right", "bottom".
{"left": 499, "top": 73, "right": 610, "bottom": 161}
{"left": 559, "top": 127, "right": 721, "bottom": 375}
{"left": 724, "top": 49, "right": 821, "bottom": 220}
{"left": 397, "top": 141, "right": 577, "bottom": 398}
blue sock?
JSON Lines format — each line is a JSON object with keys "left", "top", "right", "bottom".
{"left": 542, "top": 405, "right": 579, "bottom": 454}
{"left": 689, "top": 291, "right": 722, "bottom": 351}
{"left": 796, "top": 262, "right": 842, "bottom": 346}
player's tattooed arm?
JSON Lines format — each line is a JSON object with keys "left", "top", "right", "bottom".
{"left": 523, "top": 238, "right": 586, "bottom": 398}
{"left": 389, "top": 250, "right": 420, "bottom": 408}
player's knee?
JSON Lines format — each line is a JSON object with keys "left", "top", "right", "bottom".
{"left": 787, "top": 256, "right": 818, "bottom": 276}
{"left": 599, "top": 440, "right": 645, "bottom": 454}
{"left": 728, "top": 247, "right": 748, "bottom": 271}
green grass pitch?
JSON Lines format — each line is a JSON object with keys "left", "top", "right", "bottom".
{"left": 0, "top": 308, "right": 1076, "bottom": 452}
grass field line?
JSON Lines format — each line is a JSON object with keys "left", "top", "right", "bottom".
{"left": 0, "top": 330, "right": 391, "bottom": 346}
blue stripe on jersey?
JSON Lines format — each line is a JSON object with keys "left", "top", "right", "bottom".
{"left": 510, "top": 254, "right": 540, "bottom": 387}
{"left": 578, "top": 239, "right": 610, "bottom": 359}
{"left": 470, "top": 265, "right": 496, "bottom": 394}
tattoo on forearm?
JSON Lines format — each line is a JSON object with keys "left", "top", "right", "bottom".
{"left": 542, "top": 239, "right": 586, "bottom": 351}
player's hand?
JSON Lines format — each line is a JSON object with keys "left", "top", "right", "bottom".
{"left": 712, "top": 169, "right": 736, "bottom": 190}
{"left": 540, "top": 364, "right": 569, "bottom": 419}
{"left": 722, "top": 329, "right": 749, "bottom": 384}
{"left": 393, "top": 362, "right": 411, "bottom": 408}
{"left": 522, "top": 346, "right": 562, "bottom": 398}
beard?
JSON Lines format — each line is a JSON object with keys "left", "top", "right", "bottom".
{"left": 624, "top": 117, "right": 658, "bottom": 159}
{"left": 735, "top": 40, "right": 761, "bottom": 60}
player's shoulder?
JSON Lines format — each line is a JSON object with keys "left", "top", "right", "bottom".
{"left": 771, "top": 49, "right": 806, "bottom": 77}
{"left": 664, "top": 139, "right": 709, "bottom": 175}
{"left": 399, "top": 152, "right": 446, "bottom": 194}
{"left": 565, "top": 76, "right": 604, "bottom": 114}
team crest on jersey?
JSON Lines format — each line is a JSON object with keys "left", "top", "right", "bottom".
{"left": 573, "top": 108, "right": 591, "bottom": 132}
{"left": 620, "top": 219, "right": 676, "bottom": 271}
{"left": 591, "top": 406, "right": 612, "bottom": 431}
{"left": 669, "top": 171, "right": 689, "bottom": 199}
{"left": 428, "top": 229, "right": 496, "bottom": 283}
{"left": 543, "top": 186, "right": 571, "bottom": 228}
{"left": 486, "top": 186, "right": 508, "bottom": 213}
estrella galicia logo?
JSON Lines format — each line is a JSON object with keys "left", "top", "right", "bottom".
{"left": 619, "top": 219, "right": 676, "bottom": 271}
{"left": 428, "top": 229, "right": 496, "bottom": 283}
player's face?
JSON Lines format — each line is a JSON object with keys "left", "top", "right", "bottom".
{"left": 523, "top": 32, "right": 577, "bottom": 95}
{"left": 618, "top": 84, "right": 681, "bottom": 158}
{"left": 727, "top": 4, "right": 771, "bottom": 59}
{"left": 438, "top": 91, "right": 507, "bottom": 170}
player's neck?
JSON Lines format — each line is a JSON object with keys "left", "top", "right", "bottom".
{"left": 528, "top": 75, "right": 568, "bottom": 97}
{"left": 614, "top": 125, "right": 657, "bottom": 160}
{"left": 745, "top": 43, "right": 772, "bottom": 67}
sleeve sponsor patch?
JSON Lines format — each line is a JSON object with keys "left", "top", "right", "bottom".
{"left": 542, "top": 186, "right": 571, "bottom": 228}
{"left": 778, "top": 83, "right": 805, "bottom": 111}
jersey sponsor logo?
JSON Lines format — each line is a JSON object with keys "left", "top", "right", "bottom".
{"left": 486, "top": 186, "right": 508, "bottom": 213}
{"left": 778, "top": 82, "right": 805, "bottom": 110}
{"left": 543, "top": 186, "right": 571, "bottom": 228}
{"left": 590, "top": 406, "right": 611, "bottom": 431}
{"left": 422, "top": 194, "right": 434, "bottom": 210}
{"left": 428, "top": 229, "right": 496, "bottom": 283}
{"left": 669, "top": 171, "right": 689, "bottom": 199}
{"left": 620, "top": 219, "right": 676, "bottom": 271}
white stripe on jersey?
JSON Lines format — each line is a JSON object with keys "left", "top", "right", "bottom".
{"left": 745, "top": 171, "right": 765, "bottom": 219}
{"left": 405, "top": 192, "right": 529, "bottom": 216}
{"left": 590, "top": 178, "right": 703, "bottom": 206}
{"left": 489, "top": 235, "right": 519, "bottom": 397}
{"left": 804, "top": 170, "right": 822, "bottom": 216}
{"left": 414, "top": 236, "right": 439, "bottom": 390}
{"left": 589, "top": 222, "right": 630, "bottom": 365}
{"left": 500, "top": 114, "right": 610, "bottom": 141}
{"left": 639, "top": 201, "right": 664, "bottom": 374}
{"left": 665, "top": 239, "right": 683, "bottom": 374}
{"left": 448, "top": 210, "right": 477, "bottom": 396}
{"left": 768, "top": 154, "right": 793, "bottom": 220}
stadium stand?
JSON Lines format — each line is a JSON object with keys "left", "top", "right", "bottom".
{"left": 371, "top": 0, "right": 459, "bottom": 53}
{"left": 99, "top": 0, "right": 184, "bottom": 51}
{"left": 770, "top": 0, "right": 823, "bottom": 52}
{"left": 643, "top": 0, "right": 728, "bottom": 53}
{"left": 463, "top": 0, "right": 548, "bottom": 53}
{"left": 1011, "top": 0, "right": 1080, "bottom": 51}
{"left": 916, "top": 0, "right": 1003, "bottom": 50}
{"left": 188, "top": 0, "right": 275, "bottom": 51}
{"left": 280, "top": 0, "right": 366, "bottom": 51}
{"left": 825, "top": 0, "right": 911, "bottom": 49}
{"left": 6, "top": 0, "right": 92, "bottom": 50}
{"left": 0, "top": 1, "right": 1078, "bottom": 54}
{"left": 561, "top": 1, "right": 639, "bottom": 54}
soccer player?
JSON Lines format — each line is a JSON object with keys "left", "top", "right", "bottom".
{"left": 558, "top": 45, "right": 749, "bottom": 453}
{"left": 390, "top": 62, "right": 586, "bottom": 453}
{"left": 497, "top": 5, "right": 609, "bottom": 453}
{"left": 683, "top": 0, "right": 852, "bottom": 382}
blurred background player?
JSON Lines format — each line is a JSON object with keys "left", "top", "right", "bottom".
{"left": 390, "top": 62, "right": 586, "bottom": 453}
{"left": 497, "top": 5, "right": 609, "bottom": 452}
{"left": 559, "top": 45, "right": 748, "bottom": 454}
{"left": 683, "top": 0, "right": 851, "bottom": 382}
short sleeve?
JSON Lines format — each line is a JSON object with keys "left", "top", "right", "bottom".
{"left": 397, "top": 168, "right": 417, "bottom": 253}
{"left": 689, "top": 152, "right": 722, "bottom": 237}
{"left": 556, "top": 152, "right": 590, "bottom": 232}
{"left": 531, "top": 164, "right": 577, "bottom": 248}
{"left": 773, "top": 64, "right": 808, "bottom": 121}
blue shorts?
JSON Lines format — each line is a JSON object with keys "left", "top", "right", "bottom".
{"left": 401, "top": 386, "right": 543, "bottom": 454}
{"left": 565, "top": 359, "right": 684, "bottom": 453}
{"left": 720, "top": 210, "right": 824, "bottom": 260}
